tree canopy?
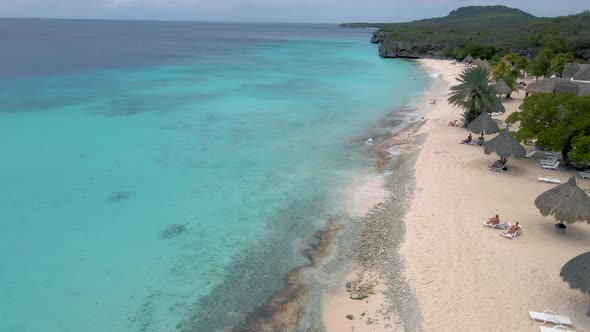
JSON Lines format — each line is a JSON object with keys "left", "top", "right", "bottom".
{"left": 362, "top": 6, "right": 590, "bottom": 61}
{"left": 526, "top": 49, "right": 576, "bottom": 78}
{"left": 448, "top": 66, "right": 499, "bottom": 125}
{"left": 506, "top": 93, "right": 590, "bottom": 167}
{"left": 491, "top": 53, "right": 527, "bottom": 96}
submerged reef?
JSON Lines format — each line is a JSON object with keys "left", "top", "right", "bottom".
{"left": 106, "top": 191, "right": 135, "bottom": 203}
{"left": 160, "top": 224, "right": 188, "bottom": 239}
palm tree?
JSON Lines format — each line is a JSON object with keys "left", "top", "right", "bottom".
{"left": 448, "top": 66, "right": 499, "bottom": 125}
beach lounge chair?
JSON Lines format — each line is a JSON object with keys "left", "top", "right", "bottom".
{"left": 529, "top": 310, "right": 572, "bottom": 326}
{"left": 578, "top": 171, "right": 590, "bottom": 180}
{"left": 501, "top": 223, "right": 521, "bottom": 239}
{"left": 542, "top": 161, "right": 560, "bottom": 170}
{"left": 539, "top": 177, "right": 561, "bottom": 184}
{"left": 525, "top": 150, "right": 537, "bottom": 158}
{"left": 483, "top": 221, "right": 509, "bottom": 229}
{"left": 539, "top": 325, "right": 575, "bottom": 332}
{"left": 540, "top": 157, "right": 559, "bottom": 165}
{"left": 544, "top": 152, "right": 562, "bottom": 158}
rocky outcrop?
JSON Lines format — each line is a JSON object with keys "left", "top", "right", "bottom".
{"left": 371, "top": 32, "right": 385, "bottom": 44}
{"left": 377, "top": 41, "right": 448, "bottom": 59}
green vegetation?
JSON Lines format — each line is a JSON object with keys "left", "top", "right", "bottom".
{"left": 448, "top": 67, "right": 499, "bottom": 125}
{"left": 506, "top": 94, "right": 590, "bottom": 167}
{"left": 526, "top": 49, "right": 576, "bottom": 77}
{"left": 550, "top": 52, "right": 575, "bottom": 76}
{"left": 491, "top": 52, "right": 528, "bottom": 95}
{"left": 365, "top": 6, "right": 590, "bottom": 61}
{"left": 527, "top": 49, "right": 555, "bottom": 77}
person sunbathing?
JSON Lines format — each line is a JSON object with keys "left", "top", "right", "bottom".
{"left": 448, "top": 120, "right": 458, "bottom": 127}
{"left": 462, "top": 133, "right": 472, "bottom": 144}
{"left": 505, "top": 222, "right": 520, "bottom": 235}
{"left": 487, "top": 214, "right": 500, "bottom": 224}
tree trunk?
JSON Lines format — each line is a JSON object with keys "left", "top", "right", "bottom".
{"left": 561, "top": 141, "right": 573, "bottom": 169}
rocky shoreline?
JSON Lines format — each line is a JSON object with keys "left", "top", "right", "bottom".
{"left": 345, "top": 119, "right": 426, "bottom": 330}
{"left": 217, "top": 106, "right": 431, "bottom": 331}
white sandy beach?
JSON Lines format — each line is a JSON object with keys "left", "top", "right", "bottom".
{"left": 323, "top": 59, "right": 590, "bottom": 331}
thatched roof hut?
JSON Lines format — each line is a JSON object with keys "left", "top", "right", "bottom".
{"left": 534, "top": 176, "right": 590, "bottom": 226}
{"left": 574, "top": 66, "right": 590, "bottom": 81}
{"left": 467, "top": 111, "right": 499, "bottom": 135}
{"left": 463, "top": 54, "right": 474, "bottom": 63}
{"left": 561, "top": 251, "right": 590, "bottom": 317}
{"left": 493, "top": 80, "right": 512, "bottom": 96}
{"left": 555, "top": 79, "right": 590, "bottom": 97}
{"left": 526, "top": 79, "right": 556, "bottom": 95}
{"left": 562, "top": 63, "right": 580, "bottom": 79}
{"left": 555, "top": 80, "right": 580, "bottom": 95}
{"left": 577, "top": 83, "right": 590, "bottom": 96}
{"left": 562, "top": 63, "right": 590, "bottom": 81}
{"left": 483, "top": 130, "right": 526, "bottom": 159}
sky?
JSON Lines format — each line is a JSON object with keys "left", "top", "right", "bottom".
{"left": 1, "top": 0, "right": 589, "bottom": 23}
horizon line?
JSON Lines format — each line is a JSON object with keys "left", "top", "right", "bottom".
{"left": 0, "top": 16, "right": 356, "bottom": 25}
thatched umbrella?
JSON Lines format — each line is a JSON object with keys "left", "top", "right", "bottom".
{"left": 492, "top": 98, "right": 506, "bottom": 114}
{"left": 484, "top": 130, "right": 526, "bottom": 159}
{"left": 534, "top": 176, "right": 590, "bottom": 230}
{"left": 481, "top": 59, "right": 492, "bottom": 71}
{"left": 467, "top": 111, "right": 499, "bottom": 136}
{"left": 472, "top": 58, "right": 484, "bottom": 67}
{"left": 494, "top": 80, "right": 512, "bottom": 98}
{"left": 560, "top": 251, "right": 590, "bottom": 316}
{"left": 463, "top": 54, "right": 474, "bottom": 64}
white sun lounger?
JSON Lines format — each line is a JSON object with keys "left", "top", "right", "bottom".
{"left": 483, "top": 221, "right": 509, "bottom": 229}
{"left": 529, "top": 310, "right": 572, "bottom": 326}
{"left": 542, "top": 161, "right": 560, "bottom": 170}
{"left": 544, "top": 151, "right": 562, "bottom": 158}
{"left": 540, "top": 158, "right": 558, "bottom": 165}
{"left": 539, "top": 177, "right": 561, "bottom": 184}
{"left": 525, "top": 150, "right": 537, "bottom": 158}
{"left": 579, "top": 171, "right": 590, "bottom": 180}
{"left": 540, "top": 325, "right": 575, "bottom": 332}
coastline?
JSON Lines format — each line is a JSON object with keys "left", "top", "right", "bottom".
{"left": 193, "top": 60, "right": 435, "bottom": 331}
{"left": 185, "top": 58, "right": 590, "bottom": 331}
{"left": 320, "top": 62, "right": 445, "bottom": 331}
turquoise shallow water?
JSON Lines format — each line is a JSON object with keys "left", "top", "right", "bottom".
{"left": 0, "top": 20, "right": 428, "bottom": 331}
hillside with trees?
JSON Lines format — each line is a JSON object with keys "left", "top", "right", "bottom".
{"left": 345, "top": 6, "right": 590, "bottom": 61}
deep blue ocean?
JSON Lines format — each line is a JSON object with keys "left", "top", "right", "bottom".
{"left": 0, "top": 19, "right": 428, "bottom": 331}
